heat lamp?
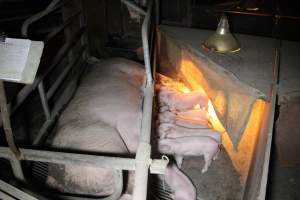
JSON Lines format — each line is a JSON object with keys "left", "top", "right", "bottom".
{"left": 202, "top": 14, "right": 240, "bottom": 53}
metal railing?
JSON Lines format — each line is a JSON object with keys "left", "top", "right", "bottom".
{"left": 0, "top": 0, "right": 166, "bottom": 200}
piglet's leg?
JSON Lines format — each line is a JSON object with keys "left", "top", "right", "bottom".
{"left": 212, "top": 146, "right": 221, "bottom": 161}
{"left": 175, "top": 155, "right": 184, "bottom": 168}
{"left": 202, "top": 153, "right": 214, "bottom": 173}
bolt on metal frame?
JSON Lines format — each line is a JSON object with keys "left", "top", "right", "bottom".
{"left": 0, "top": 0, "right": 166, "bottom": 200}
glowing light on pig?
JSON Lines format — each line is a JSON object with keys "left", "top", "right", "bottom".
{"left": 182, "top": 87, "right": 191, "bottom": 94}
{"left": 194, "top": 104, "right": 200, "bottom": 109}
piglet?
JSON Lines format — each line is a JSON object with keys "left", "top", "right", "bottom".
{"left": 159, "top": 89, "right": 208, "bottom": 111}
{"left": 158, "top": 123, "right": 221, "bottom": 141}
{"left": 158, "top": 136, "right": 221, "bottom": 173}
{"left": 158, "top": 110, "right": 176, "bottom": 123}
{"left": 163, "top": 164, "right": 196, "bottom": 200}
{"left": 175, "top": 117, "right": 212, "bottom": 129}
{"left": 176, "top": 109, "right": 208, "bottom": 122}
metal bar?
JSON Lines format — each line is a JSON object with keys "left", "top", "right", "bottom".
{"left": 132, "top": 84, "right": 154, "bottom": 200}
{"left": 32, "top": 119, "right": 54, "bottom": 146}
{"left": 0, "top": 190, "right": 16, "bottom": 200}
{"left": 21, "top": 0, "right": 62, "bottom": 37}
{"left": 132, "top": 1, "right": 154, "bottom": 199}
{"left": 121, "top": 0, "right": 147, "bottom": 16}
{"left": 38, "top": 81, "right": 51, "bottom": 120}
{"left": 141, "top": 0, "right": 153, "bottom": 86}
{"left": 225, "top": 10, "right": 300, "bottom": 20}
{"left": 46, "top": 45, "right": 86, "bottom": 100}
{"left": 224, "top": 10, "right": 273, "bottom": 17}
{"left": 4, "top": 27, "right": 85, "bottom": 121}
{"left": 0, "top": 81, "right": 21, "bottom": 159}
{"left": 0, "top": 179, "right": 38, "bottom": 200}
{"left": 9, "top": 157, "right": 25, "bottom": 181}
{"left": 33, "top": 48, "right": 86, "bottom": 146}
{"left": 0, "top": 147, "right": 136, "bottom": 170}
{"left": 44, "top": 10, "right": 82, "bottom": 43}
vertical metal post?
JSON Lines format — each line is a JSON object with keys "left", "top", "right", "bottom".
{"left": 0, "top": 81, "right": 21, "bottom": 158}
{"left": 38, "top": 81, "right": 51, "bottom": 120}
{"left": 0, "top": 81, "right": 25, "bottom": 181}
{"left": 10, "top": 157, "right": 25, "bottom": 181}
{"left": 132, "top": 85, "right": 153, "bottom": 200}
{"left": 132, "top": 1, "right": 154, "bottom": 199}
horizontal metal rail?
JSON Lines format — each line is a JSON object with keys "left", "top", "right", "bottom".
{"left": 0, "top": 179, "right": 38, "bottom": 200}
{"left": 0, "top": 147, "right": 137, "bottom": 170}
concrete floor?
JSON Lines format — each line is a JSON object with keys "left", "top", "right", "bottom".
{"left": 182, "top": 150, "right": 242, "bottom": 200}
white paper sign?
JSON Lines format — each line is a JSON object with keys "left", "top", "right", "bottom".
{"left": 0, "top": 38, "right": 44, "bottom": 84}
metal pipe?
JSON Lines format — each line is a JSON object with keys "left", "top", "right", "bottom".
{"left": 121, "top": 0, "right": 147, "bottom": 16}
{"left": 224, "top": 10, "right": 272, "bottom": 17}
{"left": 9, "top": 157, "right": 25, "bottom": 181}
{"left": 38, "top": 81, "right": 51, "bottom": 120}
{"left": 44, "top": 10, "right": 82, "bottom": 43}
{"left": 0, "top": 179, "right": 38, "bottom": 200}
{"left": 141, "top": 0, "right": 153, "bottom": 86}
{"left": 225, "top": 9, "right": 300, "bottom": 20}
{"left": 33, "top": 48, "right": 86, "bottom": 146}
{"left": 1, "top": 27, "right": 85, "bottom": 125}
{"left": 0, "top": 81, "right": 22, "bottom": 160}
{"left": 132, "top": 1, "right": 154, "bottom": 199}
{"left": 132, "top": 84, "right": 154, "bottom": 200}
{"left": 21, "top": 0, "right": 62, "bottom": 37}
{"left": 46, "top": 45, "right": 86, "bottom": 100}
{"left": 0, "top": 190, "right": 15, "bottom": 200}
{"left": 0, "top": 147, "right": 136, "bottom": 170}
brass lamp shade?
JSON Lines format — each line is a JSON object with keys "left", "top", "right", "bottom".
{"left": 203, "top": 14, "right": 240, "bottom": 53}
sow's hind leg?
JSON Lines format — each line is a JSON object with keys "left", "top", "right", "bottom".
{"left": 47, "top": 120, "right": 128, "bottom": 197}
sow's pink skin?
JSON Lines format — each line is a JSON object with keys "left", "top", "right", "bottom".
{"left": 163, "top": 164, "right": 197, "bottom": 200}
{"left": 158, "top": 136, "right": 221, "bottom": 173}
